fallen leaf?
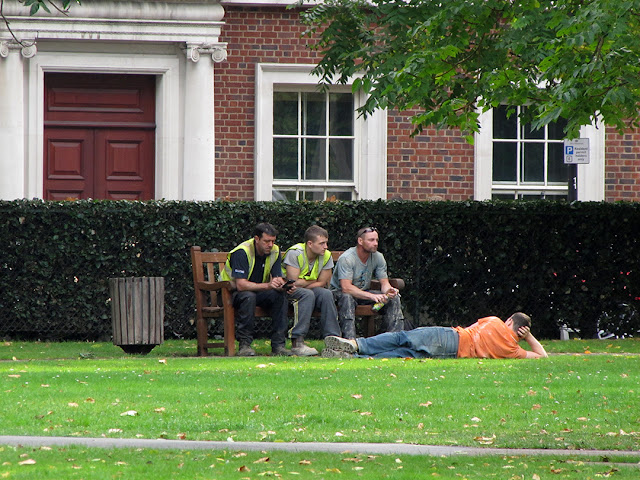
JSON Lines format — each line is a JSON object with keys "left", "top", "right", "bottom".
{"left": 470, "top": 417, "right": 481, "bottom": 422}
{"left": 68, "top": 403, "right": 79, "bottom": 408}
{"left": 120, "top": 410, "right": 138, "bottom": 417}
{"left": 108, "top": 428, "right": 123, "bottom": 433}
{"left": 251, "top": 405, "right": 260, "bottom": 413}
{"left": 419, "top": 402, "right": 433, "bottom": 408}
{"left": 154, "top": 407, "right": 166, "bottom": 413}
{"left": 342, "top": 457, "right": 362, "bottom": 463}
{"left": 85, "top": 398, "right": 95, "bottom": 403}
{"left": 335, "top": 432, "right": 344, "bottom": 436}
{"left": 18, "top": 459, "right": 36, "bottom": 465}
{"left": 254, "top": 457, "right": 270, "bottom": 463}
{"left": 577, "top": 417, "right": 588, "bottom": 421}
{"left": 473, "top": 435, "right": 496, "bottom": 445}
{"left": 532, "top": 404, "right": 542, "bottom": 410}
{"left": 360, "top": 411, "right": 372, "bottom": 416}
{"left": 299, "top": 460, "right": 312, "bottom": 465}
{"left": 239, "top": 465, "right": 250, "bottom": 472}
{"left": 158, "top": 359, "right": 167, "bottom": 364}
{"left": 177, "top": 433, "right": 186, "bottom": 440}
{"left": 351, "top": 394, "right": 362, "bottom": 399}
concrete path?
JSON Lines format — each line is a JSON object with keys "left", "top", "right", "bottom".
{"left": 1, "top": 436, "right": 639, "bottom": 460}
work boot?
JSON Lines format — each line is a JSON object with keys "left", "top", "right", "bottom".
{"left": 271, "top": 345, "right": 293, "bottom": 356}
{"left": 237, "top": 344, "right": 257, "bottom": 357}
{"left": 291, "top": 337, "right": 319, "bottom": 356}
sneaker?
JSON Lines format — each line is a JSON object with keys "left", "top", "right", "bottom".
{"left": 271, "top": 346, "right": 293, "bottom": 356}
{"left": 237, "top": 344, "right": 257, "bottom": 357}
{"left": 321, "top": 348, "right": 353, "bottom": 358}
{"left": 324, "top": 336, "right": 358, "bottom": 354}
{"left": 291, "top": 343, "right": 319, "bottom": 356}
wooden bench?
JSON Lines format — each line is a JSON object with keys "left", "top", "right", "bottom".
{"left": 190, "top": 246, "right": 405, "bottom": 356}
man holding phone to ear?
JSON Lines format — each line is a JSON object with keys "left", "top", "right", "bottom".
{"left": 282, "top": 225, "right": 341, "bottom": 356}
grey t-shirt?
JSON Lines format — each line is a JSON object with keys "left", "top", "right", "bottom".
{"left": 329, "top": 246, "right": 388, "bottom": 291}
{"left": 283, "top": 246, "right": 334, "bottom": 278}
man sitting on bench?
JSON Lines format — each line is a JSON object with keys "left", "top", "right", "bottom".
{"left": 220, "top": 222, "right": 291, "bottom": 357}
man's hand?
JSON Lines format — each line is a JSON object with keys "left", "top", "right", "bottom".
{"left": 517, "top": 326, "right": 531, "bottom": 339}
{"left": 271, "top": 277, "right": 286, "bottom": 290}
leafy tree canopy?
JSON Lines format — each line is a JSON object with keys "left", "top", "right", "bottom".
{"left": 301, "top": 0, "right": 640, "bottom": 141}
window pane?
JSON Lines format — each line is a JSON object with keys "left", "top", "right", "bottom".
{"left": 492, "top": 193, "right": 517, "bottom": 200}
{"left": 273, "top": 92, "right": 298, "bottom": 135}
{"left": 274, "top": 138, "right": 298, "bottom": 179}
{"left": 492, "top": 142, "right": 517, "bottom": 181}
{"left": 303, "top": 190, "right": 325, "bottom": 201}
{"left": 272, "top": 189, "right": 296, "bottom": 201}
{"left": 329, "top": 93, "right": 353, "bottom": 136}
{"left": 548, "top": 117, "right": 568, "bottom": 140}
{"left": 548, "top": 143, "right": 568, "bottom": 182}
{"left": 303, "top": 92, "right": 326, "bottom": 136}
{"left": 332, "top": 190, "right": 353, "bottom": 200}
{"left": 493, "top": 105, "right": 517, "bottom": 139}
{"left": 522, "top": 109, "right": 543, "bottom": 139}
{"left": 522, "top": 143, "right": 544, "bottom": 182}
{"left": 329, "top": 138, "right": 353, "bottom": 180}
{"left": 303, "top": 138, "right": 325, "bottom": 180}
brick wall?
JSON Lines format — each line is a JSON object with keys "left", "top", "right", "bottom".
{"left": 214, "top": 6, "right": 475, "bottom": 201}
{"left": 215, "top": 6, "right": 639, "bottom": 202}
{"left": 605, "top": 127, "right": 640, "bottom": 201}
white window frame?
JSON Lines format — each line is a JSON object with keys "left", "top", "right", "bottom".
{"left": 255, "top": 63, "right": 387, "bottom": 201}
{"left": 475, "top": 109, "right": 605, "bottom": 201}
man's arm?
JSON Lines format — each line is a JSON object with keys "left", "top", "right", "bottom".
{"left": 378, "top": 278, "right": 399, "bottom": 298}
{"left": 340, "top": 279, "right": 387, "bottom": 303}
{"left": 517, "top": 326, "right": 548, "bottom": 359}
{"left": 233, "top": 251, "right": 285, "bottom": 292}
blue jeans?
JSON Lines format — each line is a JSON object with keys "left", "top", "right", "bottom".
{"left": 356, "top": 327, "right": 459, "bottom": 358}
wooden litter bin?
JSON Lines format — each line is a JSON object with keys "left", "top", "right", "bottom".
{"left": 109, "top": 277, "right": 164, "bottom": 354}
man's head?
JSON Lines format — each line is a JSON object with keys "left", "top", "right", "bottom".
{"left": 304, "top": 225, "right": 329, "bottom": 257}
{"left": 253, "top": 222, "right": 278, "bottom": 256}
{"left": 506, "top": 312, "right": 532, "bottom": 333}
{"left": 356, "top": 226, "right": 378, "bottom": 254}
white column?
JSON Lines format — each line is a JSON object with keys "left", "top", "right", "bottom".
{"left": 182, "top": 44, "right": 216, "bottom": 201}
{"left": 0, "top": 42, "right": 29, "bottom": 199}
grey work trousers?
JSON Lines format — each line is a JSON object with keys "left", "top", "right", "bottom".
{"left": 332, "top": 290, "right": 405, "bottom": 339}
{"left": 288, "top": 287, "right": 341, "bottom": 339}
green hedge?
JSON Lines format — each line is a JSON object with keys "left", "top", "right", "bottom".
{"left": 1, "top": 199, "right": 639, "bottom": 341}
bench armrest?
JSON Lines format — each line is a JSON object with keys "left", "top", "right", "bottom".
{"left": 370, "top": 278, "right": 405, "bottom": 291}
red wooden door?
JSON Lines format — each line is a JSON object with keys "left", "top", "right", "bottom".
{"left": 44, "top": 73, "right": 156, "bottom": 200}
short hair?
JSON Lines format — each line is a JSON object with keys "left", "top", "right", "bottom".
{"left": 253, "top": 222, "right": 278, "bottom": 238}
{"left": 304, "top": 225, "right": 329, "bottom": 243}
{"left": 509, "top": 312, "right": 532, "bottom": 330}
{"left": 356, "top": 226, "right": 377, "bottom": 240}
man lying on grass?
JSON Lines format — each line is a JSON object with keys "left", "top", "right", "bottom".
{"left": 322, "top": 312, "right": 548, "bottom": 359}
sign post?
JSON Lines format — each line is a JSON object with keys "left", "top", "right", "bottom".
{"left": 563, "top": 138, "right": 590, "bottom": 202}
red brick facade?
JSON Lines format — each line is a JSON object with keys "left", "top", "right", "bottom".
{"left": 605, "top": 127, "right": 640, "bottom": 201}
{"left": 215, "top": 6, "right": 639, "bottom": 202}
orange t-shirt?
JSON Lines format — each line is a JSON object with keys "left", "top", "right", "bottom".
{"left": 454, "top": 316, "right": 527, "bottom": 359}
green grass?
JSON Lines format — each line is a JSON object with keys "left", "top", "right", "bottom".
{"left": 1, "top": 338, "right": 639, "bottom": 479}
{"left": 2, "top": 337, "right": 640, "bottom": 361}
{"left": 1, "top": 445, "right": 639, "bottom": 479}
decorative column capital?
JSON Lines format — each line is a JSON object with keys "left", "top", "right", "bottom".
{"left": 184, "top": 43, "right": 227, "bottom": 63}
{"left": 0, "top": 40, "right": 37, "bottom": 58}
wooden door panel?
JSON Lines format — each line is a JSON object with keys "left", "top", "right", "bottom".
{"left": 43, "top": 73, "right": 156, "bottom": 200}
{"left": 45, "top": 73, "right": 156, "bottom": 125}
{"left": 95, "top": 130, "right": 155, "bottom": 200}
{"left": 44, "top": 128, "right": 94, "bottom": 199}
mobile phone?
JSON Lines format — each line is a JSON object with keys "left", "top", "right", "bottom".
{"left": 283, "top": 279, "right": 295, "bottom": 291}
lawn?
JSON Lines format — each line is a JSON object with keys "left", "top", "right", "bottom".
{"left": 1, "top": 338, "right": 639, "bottom": 479}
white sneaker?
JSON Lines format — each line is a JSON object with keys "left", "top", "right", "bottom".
{"left": 324, "top": 336, "right": 358, "bottom": 353}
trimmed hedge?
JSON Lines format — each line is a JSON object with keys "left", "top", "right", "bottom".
{"left": 1, "top": 199, "right": 639, "bottom": 341}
